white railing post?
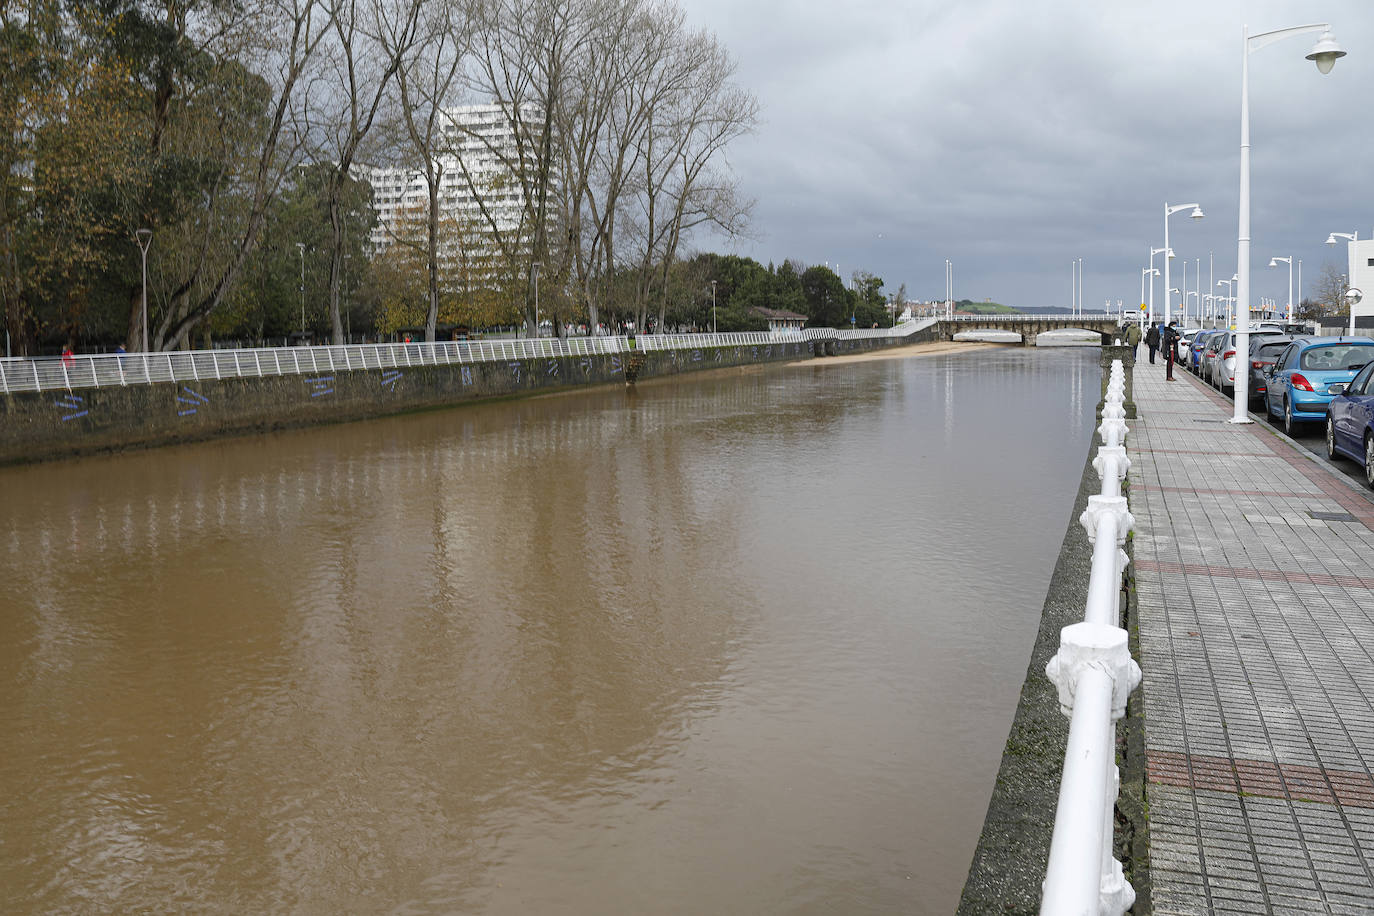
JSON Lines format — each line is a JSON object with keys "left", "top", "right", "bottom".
{"left": 1040, "top": 358, "right": 1139, "bottom": 916}
{"left": 1042, "top": 622, "right": 1141, "bottom": 915}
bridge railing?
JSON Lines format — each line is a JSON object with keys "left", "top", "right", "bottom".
{"left": 944, "top": 314, "right": 1118, "bottom": 323}
{"left": 0, "top": 321, "right": 929, "bottom": 394}
{"left": 1040, "top": 358, "right": 1141, "bottom": 916}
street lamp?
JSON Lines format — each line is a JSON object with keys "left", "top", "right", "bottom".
{"left": 945, "top": 259, "right": 952, "bottom": 318}
{"left": 532, "top": 261, "right": 541, "bottom": 338}
{"left": 710, "top": 279, "right": 717, "bottom": 334}
{"left": 1140, "top": 267, "right": 1159, "bottom": 326}
{"left": 1148, "top": 246, "right": 1171, "bottom": 324}
{"left": 296, "top": 242, "right": 305, "bottom": 337}
{"left": 135, "top": 229, "right": 152, "bottom": 352}
{"left": 1218, "top": 277, "right": 1235, "bottom": 328}
{"left": 1268, "top": 256, "right": 1293, "bottom": 322}
{"left": 1232, "top": 21, "right": 1346, "bottom": 424}
{"left": 1328, "top": 233, "right": 1359, "bottom": 332}
{"left": 1163, "top": 201, "right": 1204, "bottom": 327}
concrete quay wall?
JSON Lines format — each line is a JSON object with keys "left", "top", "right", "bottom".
{"left": 1, "top": 333, "right": 916, "bottom": 465}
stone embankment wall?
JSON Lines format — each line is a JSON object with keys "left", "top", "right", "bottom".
{"left": 1, "top": 333, "right": 919, "bottom": 464}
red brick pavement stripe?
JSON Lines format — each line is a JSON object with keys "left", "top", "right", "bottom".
{"left": 1130, "top": 484, "right": 1318, "bottom": 498}
{"left": 1136, "top": 558, "right": 1374, "bottom": 590}
{"left": 1148, "top": 750, "right": 1373, "bottom": 808}
{"left": 1142, "top": 447, "right": 1276, "bottom": 456}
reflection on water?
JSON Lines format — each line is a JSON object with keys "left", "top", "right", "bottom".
{"left": 0, "top": 347, "right": 1097, "bottom": 914}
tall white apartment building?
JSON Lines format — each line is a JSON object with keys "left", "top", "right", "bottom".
{"left": 364, "top": 104, "right": 534, "bottom": 284}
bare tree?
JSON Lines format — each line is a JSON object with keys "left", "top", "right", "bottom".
{"left": 389, "top": 0, "right": 473, "bottom": 341}
{"left": 626, "top": 23, "right": 756, "bottom": 332}
{"left": 307, "top": 0, "right": 423, "bottom": 345}
{"left": 149, "top": 0, "right": 336, "bottom": 351}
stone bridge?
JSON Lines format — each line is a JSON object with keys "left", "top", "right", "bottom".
{"left": 935, "top": 314, "right": 1124, "bottom": 346}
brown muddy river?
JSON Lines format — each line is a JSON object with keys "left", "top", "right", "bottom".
{"left": 0, "top": 345, "right": 1098, "bottom": 914}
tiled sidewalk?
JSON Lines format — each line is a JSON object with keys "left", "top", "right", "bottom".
{"left": 1129, "top": 357, "right": 1374, "bottom": 914}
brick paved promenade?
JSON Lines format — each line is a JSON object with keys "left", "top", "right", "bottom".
{"left": 1129, "top": 353, "right": 1374, "bottom": 914}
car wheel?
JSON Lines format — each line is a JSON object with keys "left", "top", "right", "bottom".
{"left": 1366, "top": 434, "right": 1374, "bottom": 490}
{"left": 1284, "top": 398, "right": 1299, "bottom": 437}
{"left": 1327, "top": 416, "right": 1339, "bottom": 461}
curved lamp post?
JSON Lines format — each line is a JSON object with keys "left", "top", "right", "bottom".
{"left": 1149, "top": 247, "right": 1170, "bottom": 324}
{"left": 135, "top": 229, "right": 152, "bottom": 352}
{"left": 1328, "top": 232, "right": 1359, "bottom": 332}
{"left": 1268, "top": 256, "right": 1293, "bottom": 322}
{"left": 1164, "top": 203, "right": 1204, "bottom": 327}
{"left": 1218, "top": 278, "right": 1235, "bottom": 328}
{"left": 1232, "top": 22, "right": 1346, "bottom": 423}
{"left": 1140, "top": 267, "right": 1158, "bottom": 325}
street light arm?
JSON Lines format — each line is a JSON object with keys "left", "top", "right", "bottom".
{"left": 1247, "top": 22, "right": 1330, "bottom": 54}
{"left": 1166, "top": 203, "right": 1201, "bottom": 217}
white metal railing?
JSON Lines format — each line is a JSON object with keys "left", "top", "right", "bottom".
{"left": 0, "top": 322, "right": 930, "bottom": 394}
{"left": 1040, "top": 359, "right": 1141, "bottom": 916}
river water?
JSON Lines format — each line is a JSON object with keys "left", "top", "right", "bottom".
{"left": 0, "top": 345, "right": 1098, "bottom": 914}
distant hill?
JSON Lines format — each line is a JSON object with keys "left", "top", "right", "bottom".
{"left": 955, "top": 300, "right": 1017, "bottom": 314}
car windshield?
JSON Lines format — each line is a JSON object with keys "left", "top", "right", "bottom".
{"left": 1299, "top": 344, "right": 1374, "bottom": 371}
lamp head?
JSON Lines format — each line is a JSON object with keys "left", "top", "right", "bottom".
{"left": 1190, "top": 207, "right": 1205, "bottom": 220}
{"left": 1268, "top": 258, "right": 1279, "bottom": 268}
{"left": 1306, "top": 29, "right": 1346, "bottom": 75}
{"left": 1327, "top": 235, "right": 1338, "bottom": 246}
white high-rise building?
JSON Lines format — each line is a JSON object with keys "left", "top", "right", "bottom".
{"left": 364, "top": 104, "right": 534, "bottom": 285}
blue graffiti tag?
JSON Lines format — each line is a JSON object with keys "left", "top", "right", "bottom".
{"left": 579, "top": 357, "right": 592, "bottom": 375}
{"left": 306, "top": 376, "right": 334, "bottom": 398}
{"left": 461, "top": 366, "right": 473, "bottom": 386}
{"left": 547, "top": 360, "right": 559, "bottom": 377}
{"left": 610, "top": 355, "right": 622, "bottom": 374}
{"left": 55, "top": 394, "right": 88, "bottom": 422}
{"left": 381, "top": 370, "right": 403, "bottom": 390}
{"left": 176, "top": 386, "right": 210, "bottom": 417}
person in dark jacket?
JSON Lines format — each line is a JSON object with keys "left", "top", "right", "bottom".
{"left": 1160, "top": 322, "right": 1180, "bottom": 380}
{"left": 1144, "top": 323, "right": 1160, "bottom": 364}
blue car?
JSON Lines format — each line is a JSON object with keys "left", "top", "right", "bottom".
{"left": 1264, "top": 336, "right": 1374, "bottom": 436}
{"left": 1326, "top": 359, "right": 1374, "bottom": 487}
{"left": 1189, "top": 329, "right": 1221, "bottom": 374}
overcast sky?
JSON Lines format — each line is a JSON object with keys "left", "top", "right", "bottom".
{"left": 674, "top": 0, "right": 1373, "bottom": 312}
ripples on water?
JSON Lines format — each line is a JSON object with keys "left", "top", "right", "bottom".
{"left": 0, "top": 346, "right": 1097, "bottom": 914}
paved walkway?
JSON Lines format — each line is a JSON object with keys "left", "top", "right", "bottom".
{"left": 1129, "top": 355, "right": 1374, "bottom": 914}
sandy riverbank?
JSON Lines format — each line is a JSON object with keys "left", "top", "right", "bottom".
{"left": 788, "top": 339, "right": 1012, "bottom": 367}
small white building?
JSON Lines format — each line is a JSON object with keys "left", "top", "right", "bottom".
{"left": 750, "top": 307, "right": 807, "bottom": 333}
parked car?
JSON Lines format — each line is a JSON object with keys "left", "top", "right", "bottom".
{"left": 1246, "top": 336, "right": 1295, "bottom": 406}
{"left": 1176, "top": 328, "right": 1200, "bottom": 364}
{"left": 1209, "top": 328, "right": 1286, "bottom": 391}
{"left": 1200, "top": 332, "right": 1227, "bottom": 384}
{"left": 1325, "top": 360, "right": 1374, "bottom": 487}
{"left": 1264, "top": 336, "right": 1374, "bottom": 436}
{"left": 1189, "top": 329, "right": 1221, "bottom": 374}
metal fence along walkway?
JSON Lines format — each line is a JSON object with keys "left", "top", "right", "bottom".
{"left": 0, "top": 322, "right": 930, "bottom": 395}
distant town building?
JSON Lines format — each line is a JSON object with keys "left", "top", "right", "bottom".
{"left": 363, "top": 104, "right": 533, "bottom": 287}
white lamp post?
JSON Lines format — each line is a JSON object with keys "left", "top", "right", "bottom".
{"left": 945, "top": 259, "right": 952, "bottom": 318}
{"left": 1140, "top": 267, "right": 1158, "bottom": 326}
{"left": 532, "top": 261, "right": 541, "bottom": 337}
{"left": 1163, "top": 202, "right": 1204, "bottom": 327}
{"left": 1232, "top": 22, "right": 1346, "bottom": 423}
{"left": 1328, "top": 232, "right": 1359, "bottom": 332}
{"left": 1218, "top": 278, "right": 1235, "bottom": 328}
{"left": 1149, "top": 247, "right": 1170, "bottom": 324}
{"left": 1268, "top": 256, "right": 1293, "bottom": 321}
{"left": 296, "top": 242, "right": 306, "bottom": 337}
{"left": 710, "top": 279, "right": 717, "bottom": 334}
{"left": 135, "top": 229, "right": 152, "bottom": 352}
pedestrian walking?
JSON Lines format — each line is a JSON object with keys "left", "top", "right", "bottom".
{"left": 1145, "top": 323, "right": 1160, "bottom": 364}
{"left": 1160, "top": 321, "right": 1180, "bottom": 380}
{"left": 1125, "top": 322, "right": 1142, "bottom": 358}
